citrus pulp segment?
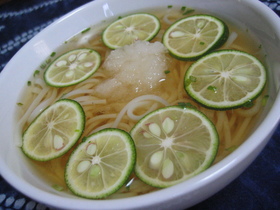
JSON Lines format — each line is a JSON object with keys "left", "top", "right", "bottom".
{"left": 184, "top": 50, "right": 267, "bottom": 109}
{"left": 44, "top": 48, "right": 101, "bottom": 87}
{"left": 22, "top": 99, "right": 85, "bottom": 161}
{"left": 130, "top": 106, "right": 219, "bottom": 188}
{"left": 102, "top": 13, "right": 161, "bottom": 49}
{"left": 65, "top": 128, "right": 136, "bottom": 199}
{"left": 163, "top": 14, "right": 229, "bottom": 60}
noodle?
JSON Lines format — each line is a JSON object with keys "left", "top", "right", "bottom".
{"left": 127, "top": 101, "right": 157, "bottom": 121}
{"left": 235, "top": 97, "right": 262, "bottom": 117}
{"left": 221, "top": 112, "right": 231, "bottom": 149}
{"left": 223, "top": 31, "right": 238, "bottom": 48}
{"left": 27, "top": 88, "right": 58, "bottom": 123}
{"left": 232, "top": 117, "right": 252, "bottom": 146}
{"left": 112, "top": 94, "right": 170, "bottom": 128}
{"left": 16, "top": 7, "right": 267, "bottom": 198}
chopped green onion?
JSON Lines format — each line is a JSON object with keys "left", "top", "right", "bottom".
{"left": 59, "top": 93, "right": 67, "bottom": 99}
{"left": 164, "top": 70, "right": 171, "bottom": 74}
{"left": 181, "top": 6, "right": 186, "bottom": 11}
{"left": 262, "top": 95, "right": 269, "bottom": 106}
{"left": 183, "top": 9, "right": 195, "bottom": 15}
{"left": 207, "top": 85, "right": 217, "bottom": 93}
{"left": 189, "top": 76, "right": 196, "bottom": 82}
{"left": 226, "top": 145, "right": 238, "bottom": 152}
{"left": 52, "top": 184, "right": 64, "bottom": 191}
{"left": 185, "top": 76, "right": 197, "bottom": 86}
{"left": 178, "top": 102, "right": 197, "bottom": 109}
{"left": 82, "top": 137, "right": 87, "bottom": 142}
{"left": 33, "top": 70, "right": 40, "bottom": 77}
{"left": 40, "top": 63, "right": 46, "bottom": 69}
{"left": 50, "top": 52, "right": 56, "bottom": 57}
{"left": 45, "top": 58, "right": 52, "bottom": 64}
{"left": 81, "top": 27, "right": 91, "bottom": 34}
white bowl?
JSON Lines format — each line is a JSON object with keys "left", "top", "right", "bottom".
{"left": 0, "top": 0, "right": 280, "bottom": 209}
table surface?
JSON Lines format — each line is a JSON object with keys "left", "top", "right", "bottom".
{"left": 0, "top": 0, "right": 279, "bottom": 209}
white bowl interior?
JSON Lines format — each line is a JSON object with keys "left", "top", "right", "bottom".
{"left": 1, "top": 0, "right": 280, "bottom": 209}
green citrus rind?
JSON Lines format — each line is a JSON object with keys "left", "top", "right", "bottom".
{"left": 44, "top": 48, "right": 101, "bottom": 87}
{"left": 65, "top": 128, "right": 136, "bottom": 199}
{"left": 163, "top": 14, "right": 229, "bottom": 61}
{"left": 184, "top": 50, "right": 267, "bottom": 110}
{"left": 102, "top": 13, "right": 161, "bottom": 49}
{"left": 130, "top": 106, "right": 219, "bottom": 188}
{"left": 22, "top": 99, "right": 85, "bottom": 161}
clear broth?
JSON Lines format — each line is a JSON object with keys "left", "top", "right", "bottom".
{"left": 17, "top": 7, "right": 267, "bottom": 199}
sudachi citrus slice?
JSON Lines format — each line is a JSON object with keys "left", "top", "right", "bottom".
{"left": 102, "top": 13, "right": 161, "bottom": 49}
{"left": 65, "top": 128, "right": 136, "bottom": 199}
{"left": 163, "top": 14, "right": 229, "bottom": 60}
{"left": 184, "top": 50, "right": 267, "bottom": 109}
{"left": 130, "top": 106, "right": 219, "bottom": 188}
{"left": 22, "top": 99, "right": 85, "bottom": 161}
{"left": 44, "top": 48, "right": 101, "bottom": 87}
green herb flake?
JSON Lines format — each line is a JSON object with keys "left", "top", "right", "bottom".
{"left": 226, "top": 145, "right": 238, "bottom": 153}
{"left": 199, "top": 42, "right": 205, "bottom": 45}
{"left": 207, "top": 85, "right": 217, "bottom": 93}
{"left": 17, "top": 102, "right": 23, "bottom": 106}
{"left": 50, "top": 52, "right": 56, "bottom": 57}
{"left": 52, "top": 184, "right": 64, "bottom": 191}
{"left": 59, "top": 93, "right": 67, "bottom": 99}
{"left": 164, "top": 70, "right": 171, "bottom": 74}
{"left": 75, "top": 129, "right": 80, "bottom": 132}
{"left": 82, "top": 137, "right": 87, "bottom": 142}
{"left": 185, "top": 76, "right": 197, "bottom": 86}
{"left": 262, "top": 95, "right": 269, "bottom": 106}
{"left": 178, "top": 102, "right": 197, "bottom": 109}
{"left": 46, "top": 58, "right": 52, "bottom": 64}
{"left": 183, "top": 9, "right": 195, "bottom": 15}
{"left": 189, "top": 75, "right": 196, "bottom": 82}
{"left": 167, "top": 5, "right": 173, "bottom": 8}
{"left": 33, "top": 70, "right": 40, "bottom": 77}
{"left": 81, "top": 27, "right": 91, "bottom": 34}
{"left": 40, "top": 63, "right": 46, "bottom": 69}
{"left": 27, "top": 81, "right": 31, "bottom": 86}
{"left": 181, "top": 6, "right": 186, "bottom": 11}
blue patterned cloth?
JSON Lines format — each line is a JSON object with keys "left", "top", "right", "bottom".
{"left": 0, "top": 0, "right": 279, "bottom": 209}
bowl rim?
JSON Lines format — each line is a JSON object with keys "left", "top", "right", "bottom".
{"left": 0, "top": 0, "right": 280, "bottom": 209}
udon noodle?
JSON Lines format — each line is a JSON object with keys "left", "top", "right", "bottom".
{"left": 16, "top": 7, "right": 267, "bottom": 198}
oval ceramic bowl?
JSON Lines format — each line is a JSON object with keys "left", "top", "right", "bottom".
{"left": 0, "top": 0, "right": 280, "bottom": 209}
